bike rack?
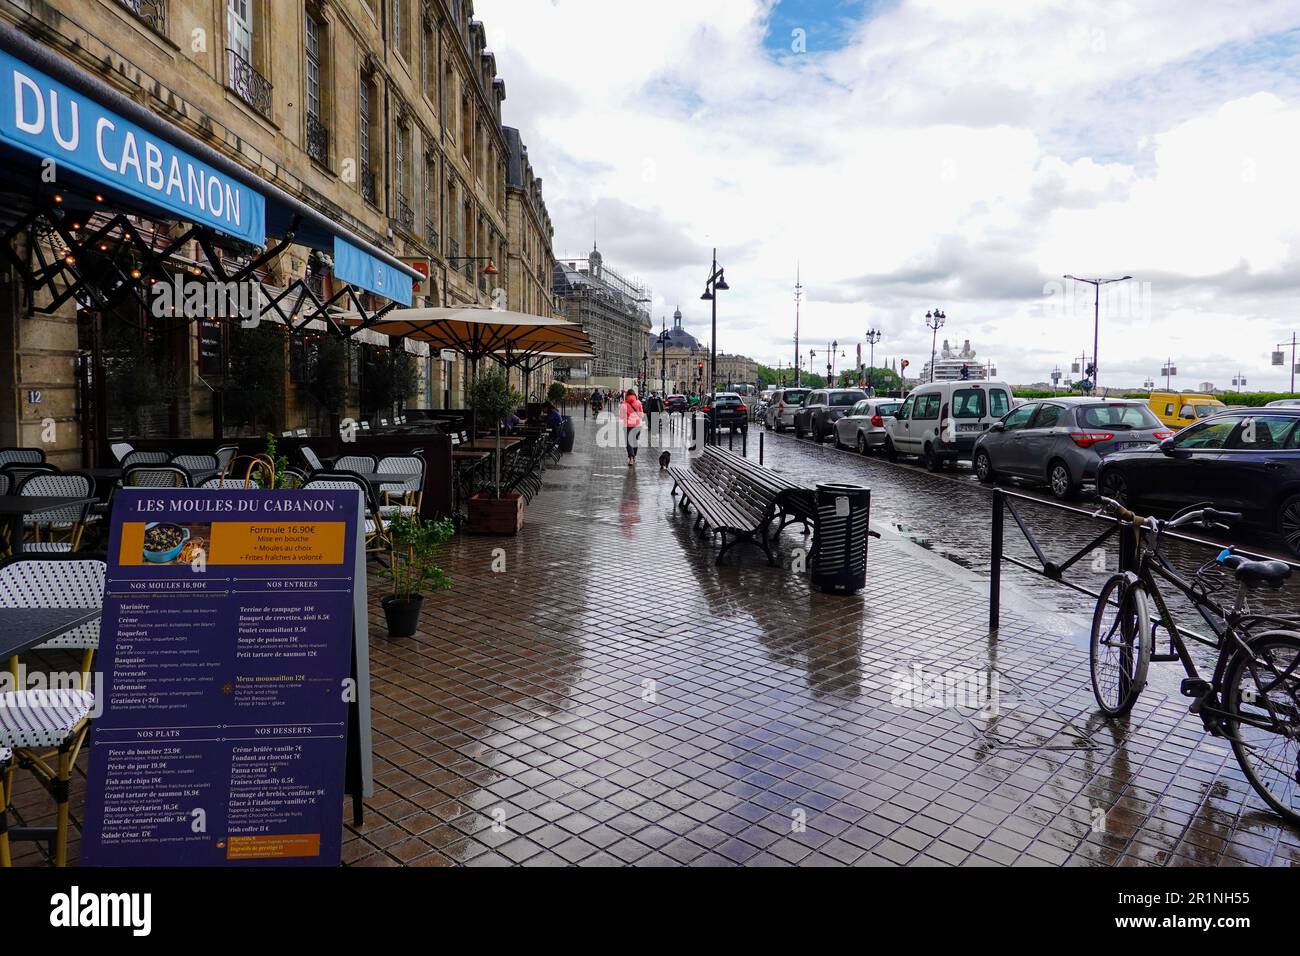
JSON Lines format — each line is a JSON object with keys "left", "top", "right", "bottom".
{"left": 988, "top": 487, "right": 1299, "bottom": 631}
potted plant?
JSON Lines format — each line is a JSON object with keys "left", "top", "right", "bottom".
{"left": 380, "top": 513, "right": 454, "bottom": 637}
{"left": 466, "top": 369, "right": 526, "bottom": 535}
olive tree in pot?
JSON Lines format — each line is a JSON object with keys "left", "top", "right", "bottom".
{"left": 380, "top": 513, "right": 455, "bottom": 637}
{"left": 466, "top": 369, "right": 525, "bottom": 534}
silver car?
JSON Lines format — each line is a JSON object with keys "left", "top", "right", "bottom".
{"left": 972, "top": 398, "right": 1173, "bottom": 500}
{"left": 833, "top": 398, "right": 904, "bottom": 453}
{"left": 764, "top": 388, "right": 811, "bottom": 431}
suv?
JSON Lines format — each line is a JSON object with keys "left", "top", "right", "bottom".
{"left": 973, "top": 398, "right": 1172, "bottom": 500}
{"left": 764, "top": 388, "right": 811, "bottom": 431}
{"left": 885, "top": 381, "right": 1014, "bottom": 469}
{"left": 795, "top": 389, "right": 868, "bottom": 442}
{"left": 1096, "top": 408, "right": 1300, "bottom": 557}
{"left": 703, "top": 392, "right": 748, "bottom": 435}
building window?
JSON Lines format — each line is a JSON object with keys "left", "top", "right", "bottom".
{"left": 226, "top": 0, "right": 272, "bottom": 120}
{"left": 305, "top": 11, "right": 329, "bottom": 165}
{"left": 460, "top": 92, "right": 471, "bottom": 162}
{"left": 395, "top": 120, "right": 413, "bottom": 230}
{"left": 391, "top": 0, "right": 402, "bottom": 56}
{"left": 359, "top": 75, "right": 377, "bottom": 205}
{"left": 117, "top": 0, "right": 167, "bottom": 34}
{"left": 425, "top": 157, "right": 439, "bottom": 244}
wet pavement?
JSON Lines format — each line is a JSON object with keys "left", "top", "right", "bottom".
{"left": 9, "top": 413, "right": 1299, "bottom": 866}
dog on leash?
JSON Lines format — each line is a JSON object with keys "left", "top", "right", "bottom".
{"left": 659, "top": 451, "right": 671, "bottom": 470}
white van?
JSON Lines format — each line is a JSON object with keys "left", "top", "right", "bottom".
{"left": 885, "top": 381, "right": 1014, "bottom": 470}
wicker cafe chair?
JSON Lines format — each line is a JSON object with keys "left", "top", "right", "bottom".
{"left": 119, "top": 450, "right": 170, "bottom": 469}
{"left": 304, "top": 475, "right": 391, "bottom": 556}
{"left": 334, "top": 455, "right": 377, "bottom": 474}
{"left": 123, "top": 466, "right": 191, "bottom": 488}
{"left": 214, "top": 445, "right": 240, "bottom": 475}
{"left": 17, "top": 473, "right": 93, "bottom": 552}
{"left": 376, "top": 456, "right": 424, "bottom": 517}
{"left": 1, "top": 462, "right": 57, "bottom": 490}
{"left": 0, "top": 555, "right": 105, "bottom": 867}
{"left": 170, "top": 454, "right": 219, "bottom": 480}
{"left": 108, "top": 442, "right": 134, "bottom": 465}
{"left": 0, "top": 448, "right": 44, "bottom": 467}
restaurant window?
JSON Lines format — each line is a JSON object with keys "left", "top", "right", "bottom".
{"left": 305, "top": 9, "right": 329, "bottom": 166}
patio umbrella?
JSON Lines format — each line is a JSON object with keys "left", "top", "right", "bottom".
{"left": 496, "top": 349, "right": 596, "bottom": 400}
{"left": 339, "top": 307, "right": 594, "bottom": 367}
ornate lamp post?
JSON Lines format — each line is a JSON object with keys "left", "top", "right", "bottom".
{"left": 1064, "top": 274, "right": 1132, "bottom": 394}
{"left": 925, "top": 309, "right": 946, "bottom": 383}
{"left": 865, "top": 328, "right": 882, "bottom": 395}
{"left": 700, "top": 249, "right": 730, "bottom": 443}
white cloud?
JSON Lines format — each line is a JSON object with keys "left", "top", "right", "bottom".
{"left": 477, "top": 0, "right": 1300, "bottom": 390}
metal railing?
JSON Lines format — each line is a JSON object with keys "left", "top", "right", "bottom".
{"left": 448, "top": 238, "right": 460, "bottom": 263}
{"left": 117, "top": 0, "right": 166, "bottom": 32}
{"left": 359, "top": 163, "right": 377, "bottom": 205}
{"left": 306, "top": 112, "right": 329, "bottom": 165}
{"left": 226, "top": 48, "right": 273, "bottom": 121}
{"left": 988, "top": 487, "right": 1299, "bottom": 632}
{"left": 396, "top": 195, "right": 414, "bottom": 231}
{"left": 425, "top": 218, "right": 439, "bottom": 246}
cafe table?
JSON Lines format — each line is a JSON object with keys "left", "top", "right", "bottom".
{"left": 0, "top": 606, "right": 100, "bottom": 661}
{"left": 0, "top": 495, "right": 97, "bottom": 555}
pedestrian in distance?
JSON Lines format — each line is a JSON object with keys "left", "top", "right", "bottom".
{"left": 622, "top": 388, "right": 644, "bottom": 467}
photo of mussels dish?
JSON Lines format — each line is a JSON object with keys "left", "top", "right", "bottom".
{"left": 143, "top": 522, "right": 190, "bottom": 564}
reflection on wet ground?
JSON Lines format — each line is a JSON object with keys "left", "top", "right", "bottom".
{"left": 10, "top": 415, "right": 1296, "bottom": 866}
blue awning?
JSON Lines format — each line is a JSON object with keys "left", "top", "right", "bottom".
{"left": 334, "top": 236, "right": 413, "bottom": 307}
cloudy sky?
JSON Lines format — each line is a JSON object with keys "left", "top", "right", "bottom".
{"left": 476, "top": 0, "right": 1300, "bottom": 390}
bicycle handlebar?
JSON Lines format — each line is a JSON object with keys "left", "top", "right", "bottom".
{"left": 1094, "top": 496, "right": 1242, "bottom": 533}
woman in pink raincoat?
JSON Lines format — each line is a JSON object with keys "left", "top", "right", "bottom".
{"left": 621, "top": 389, "right": 644, "bottom": 466}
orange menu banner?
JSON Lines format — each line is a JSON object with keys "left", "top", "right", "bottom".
{"left": 225, "top": 833, "right": 322, "bottom": 861}
{"left": 118, "top": 522, "right": 346, "bottom": 566}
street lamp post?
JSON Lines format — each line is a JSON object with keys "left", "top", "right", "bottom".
{"left": 865, "top": 328, "right": 882, "bottom": 395}
{"left": 1161, "top": 358, "right": 1177, "bottom": 392}
{"left": 925, "top": 309, "right": 946, "bottom": 383}
{"left": 1272, "top": 333, "right": 1298, "bottom": 395}
{"left": 826, "top": 340, "right": 837, "bottom": 385}
{"left": 1064, "top": 274, "right": 1132, "bottom": 395}
{"left": 793, "top": 266, "right": 802, "bottom": 387}
{"left": 700, "top": 248, "right": 729, "bottom": 444}
{"left": 659, "top": 316, "right": 667, "bottom": 397}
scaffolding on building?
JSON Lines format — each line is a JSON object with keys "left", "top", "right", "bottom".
{"left": 553, "top": 247, "right": 651, "bottom": 384}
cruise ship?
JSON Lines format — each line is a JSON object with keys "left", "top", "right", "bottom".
{"left": 920, "top": 339, "right": 997, "bottom": 383}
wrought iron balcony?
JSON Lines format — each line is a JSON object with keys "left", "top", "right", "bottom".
{"left": 306, "top": 113, "right": 329, "bottom": 166}
{"left": 227, "top": 48, "right": 273, "bottom": 121}
{"left": 464, "top": 258, "right": 474, "bottom": 278}
{"left": 396, "top": 195, "right": 414, "bottom": 231}
{"left": 360, "top": 163, "right": 377, "bottom": 206}
{"left": 118, "top": 0, "right": 166, "bottom": 32}
{"left": 449, "top": 238, "right": 460, "bottom": 263}
{"left": 425, "top": 218, "right": 439, "bottom": 247}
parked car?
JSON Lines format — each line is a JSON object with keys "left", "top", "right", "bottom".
{"left": 764, "top": 388, "right": 811, "bottom": 431}
{"left": 1265, "top": 398, "right": 1300, "bottom": 408}
{"left": 1095, "top": 407, "right": 1300, "bottom": 557}
{"left": 973, "top": 398, "right": 1172, "bottom": 500}
{"left": 795, "top": 389, "right": 868, "bottom": 442}
{"left": 885, "top": 381, "right": 1015, "bottom": 470}
{"left": 703, "top": 392, "right": 749, "bottom": 435}
{"left": 833, "top": 398, "right": 904, "bottom": 454}
{"left": 1147, "top": 391, "right": 1227, "bottom": 429}
{"left": 665, "top": 394, "right": 688, "bottom": 414}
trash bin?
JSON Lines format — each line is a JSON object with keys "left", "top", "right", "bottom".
{"left": 559, "top": 416, "right": 575, "bottom": 453}
{"left": 811, "top": 483, "right": 871, "bottom": 594}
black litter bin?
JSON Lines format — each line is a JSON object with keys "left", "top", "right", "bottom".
{"left": 559, "top": 416, "right": 575, "bottom": 453}
{"left": 811, "top": 483, "right": 871, "bottom": 594}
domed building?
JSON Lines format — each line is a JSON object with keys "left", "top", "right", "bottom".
{"left": 646, "top": 308, "right": 758, "bottom": 395}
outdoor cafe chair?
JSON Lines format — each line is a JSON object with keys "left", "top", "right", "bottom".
{"left": 17, "top": 473, "right": 94, "bottom": 552}
{"left": 0, "top": 448, "right": 44, "bottom": 467}
{"left": 0, "top": 474, "right": 10, "bottom": 497}
{"left": 0, "top": 555, "right": 105, "bottom": 866}
{"left": 109, "top": 442, "right": 133, "bottom": 465}
{"left": 214, "top": 445, "right": 239, "bottom": 475}
{"left": 376, "top": 456, "right": 424, "bottom": 517}
{"left": 120, "top": 450, "right": 169, "bottom": 469}
{"left": 0, "top": 745, "right": 10, "bottom": 866}
{"left": 304, "top": 475, "right": 391, "bottom": 556}
{"left": 300, "top": 446, "right": 326, "bottom": 472}
{"left": 334, "top": 455, "right": 376, "bottom": 474}
{"left": 170, "top": 453, "right": 219, "bottom": 479}
{"left": 123, "top": 466, "right": 190, "bottom": 488}
{"left": 2, "top": 463, "right": 57, "bottom": 495}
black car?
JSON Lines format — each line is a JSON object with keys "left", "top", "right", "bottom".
{"left": 1096, "top": 408, "right": 1300, "bottom": 557}
{"left": 703, "top": 392, "right": 749, "bottom": 434}
{"left": 794, "top": 389, "right": 867, "bottom": 442}
{"left": 665, "top": 394, "right": 688, "bottom": 414}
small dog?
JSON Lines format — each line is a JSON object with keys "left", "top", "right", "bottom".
{"left": 659, "top": 450, "right": 671, "bottom": 470}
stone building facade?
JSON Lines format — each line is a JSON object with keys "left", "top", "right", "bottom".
{"left": 0, "top": 0, "right": 541, "bottom": 463}
{"left": 647, "top": 308, "right": 758, "bottom": 395}
{"left": 553, "top": 247, "right": 651, "bottom": 390}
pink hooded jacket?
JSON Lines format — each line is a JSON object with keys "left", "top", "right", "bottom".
{"left": 622, "top": 393, "right": 644, "bottom": 428}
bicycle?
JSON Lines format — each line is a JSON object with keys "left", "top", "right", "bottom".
{"left": 1089, "top": 496, "right": 1300, "bottom": 824}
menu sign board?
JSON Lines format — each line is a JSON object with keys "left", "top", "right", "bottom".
{"left": 82, "top": 489, "right": 366, "bottom": 867}
{"left": 198, "top": 320, "right": 223, "bottom": 376}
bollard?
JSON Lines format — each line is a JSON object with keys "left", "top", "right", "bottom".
{"left": 989, "top": 489, "right": 1004, "bottom": 631}
{"left": 742, "top": 428, "right": 747, "bottom": 457}
{"left": 759, "top": 430, "right": 764, "bottom": 466}
{"left": 728, "top": 427, "right": 734, "bottom": 450}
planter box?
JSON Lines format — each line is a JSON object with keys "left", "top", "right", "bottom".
{"left": 467, "top": 491, "right": 524, "bottom": 535}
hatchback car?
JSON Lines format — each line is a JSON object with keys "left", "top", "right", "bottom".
{"left": 795, "top": 389, "right": 867, "bottom": 442}
{"left": 1095, "top": 408, "right": 1300, "bottom": 557}
{"left": 834, "top": 398, "right": 904, "bottom": 453}
{"left": 973, "top": 398, "right": 1172, "bottom": 500}
{"left": 703, "top": 392, "right": 748, "bottom": 434}
{"left": 764, "top": 388, "right": 811, "bottom": 431}
{"left": 665, "top": 394, "right": 688, "bottom": 414}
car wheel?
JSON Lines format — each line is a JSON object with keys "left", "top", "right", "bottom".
{"left": 1048, "top": 460, "right": 1078, "bottom": 501}
{"left": 856, "top": 433, "right": 868, "bottom": 455}
{"left": 923, "top": 444, "right": 941, "bottom": 472}
{"left": 1279, "top": 494, "right": 1300, "bottom": 559}
{"left": 1099, "top": 469, "right": 1129, "bottom": 506}
{"left": 885, "top": 437, "right": 899, "bottom": 462}
{"left": 974, "top": 450, "right": 996, "bottom": 484}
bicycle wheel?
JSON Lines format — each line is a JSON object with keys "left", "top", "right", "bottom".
{"left": 1090, "top": 573, "right": 1153, "bottom": 717}
{"left": 1222, "top": 630, "right": 1300, "bottom": 825}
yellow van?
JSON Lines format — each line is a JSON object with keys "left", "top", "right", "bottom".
{"left": 1147, "top": 392, "right": 1227, "bottom": 429}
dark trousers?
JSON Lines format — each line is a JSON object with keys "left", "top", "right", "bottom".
{"left": 626, "top": 426, "right": 640, "bottom": 458}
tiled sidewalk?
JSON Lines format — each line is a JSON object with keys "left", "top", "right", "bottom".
{"left": 10, "top": 414, "right": 1299, "bottom": 866}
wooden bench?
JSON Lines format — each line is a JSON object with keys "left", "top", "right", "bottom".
{"left": 668, "top": 446, "right": 782, "bottom": 565}
{"left": 705, "top": 446, "right": 817, "bottom": 540}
